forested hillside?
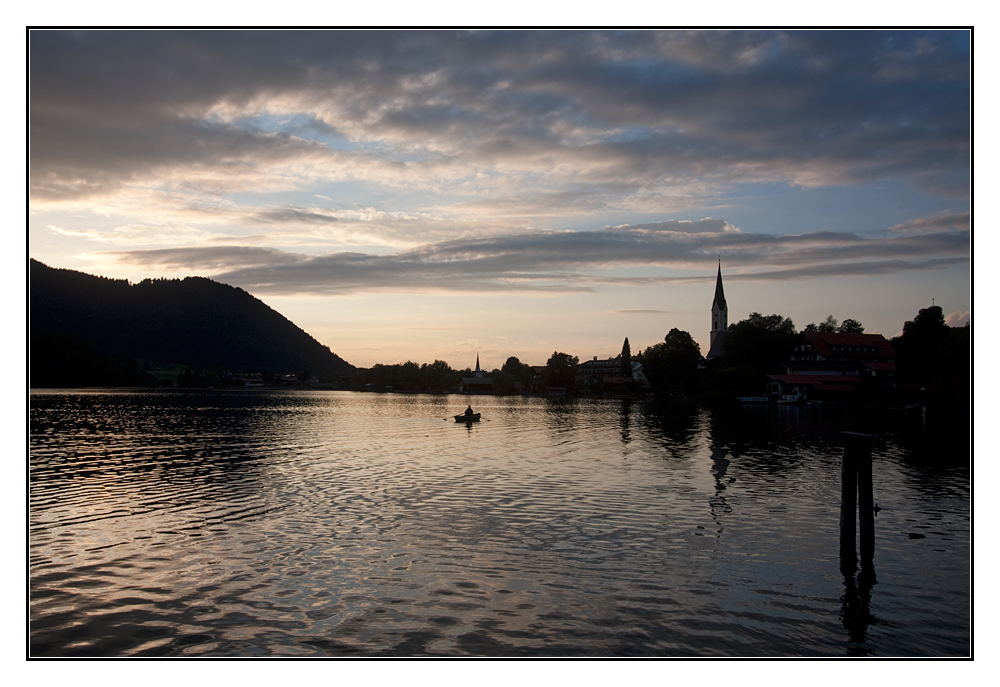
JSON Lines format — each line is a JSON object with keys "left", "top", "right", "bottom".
{"left": 30, "top": 259, "right": 354, "bottom": 387}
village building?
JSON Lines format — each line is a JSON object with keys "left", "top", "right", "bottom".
{"left": 578, "top": 356, "right": 648, "bottom": 393}
{"left": 578, "top": 356, "right": 621, "bottom": 380}
{"left": 767, "top": 331, "right": 897, "bottom": 402}
{"left": 458, "top": 353, "right": 494, "bottom": 394}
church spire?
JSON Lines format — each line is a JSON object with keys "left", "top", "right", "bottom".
{"left": 475, "top": 353, "right": 484, "bottom": 378}
{"left": 707, "top": 260, "right": 728, "bottom": 360}
{"left": 712, "top": 259, "right": 727, "bottom": 312}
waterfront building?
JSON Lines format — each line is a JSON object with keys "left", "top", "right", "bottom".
{"left": 766, "top": 331, "right": 897, "bottom": 402}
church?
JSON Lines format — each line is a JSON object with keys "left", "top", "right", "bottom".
{"left": 458, "top": 353, "right": 494, "bottom": 394}
{"left": 706, "top": 260, "right": 727, "bottom": 360}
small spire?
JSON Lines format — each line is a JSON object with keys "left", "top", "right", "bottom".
{"left": 712, "top": 260, "right": 727, "bottom": 311}
{"left": 475, "top": 353, "right": 480, "bottom": 373}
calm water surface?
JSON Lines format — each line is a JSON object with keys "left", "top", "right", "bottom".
{"left": 29, "top": 390, "right": 970, "bottom": 656}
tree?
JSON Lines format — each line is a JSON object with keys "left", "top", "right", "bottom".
{"left": 397, "top": 361, "right": 420, "bottom": 389}
{"left": 543, "top": 351, "right": 579, "bottom": 391}
{"left": 501, "top": 356, "right": 534, "bottom": 391}
{"left": 817, "top": 315, "right": 839, "bottom": 333}
{"left": 619, "top": 337, "right": 632, "bottom": 377}
{"left": 643, "top": 328, "right": 702, "bottom": 395}
{"left": 892, "top": 306, "right": 949, "bottom": 384}
{"left": 837, "top": 318, "right": 865, "bottom": 334}
{"left": 421, "top": 359, "right": 457, "bottom": 391}
{"left": 722, "top": 312, "right": 797, "bottom": 370}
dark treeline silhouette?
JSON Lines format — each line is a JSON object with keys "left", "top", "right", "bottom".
{"left": 493, "top": 356, "right": 535, "bottom": 395}
{"left": 542, "top": 352, "right": 579, "bottom": 392}
{"left": 803, "top": 315, "right": 865, "bottom": 334}
{"left": 699, "top": 312, "right": 799, "bottom": 399}
{"left": 348, "top": 304, "right": 969, "bottom": 406}
{"left": 641, "top": 328, "right": 702, "bottom": 397}
{"left": 351, "top": 360, "right": 461, "bottom": 393}
{"left": 891, "top": 306, "right": 970, "bottom": 407}
{"left": 351, "top": 355, "right": 540, "bottom": 395}
{"left": 722, "top": 312, "right": 798, "bottom": 369}
{"left": 30, "top": 259, "right": 355, "bottom": 387}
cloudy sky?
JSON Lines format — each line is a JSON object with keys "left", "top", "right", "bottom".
{"left": 29, "top": 29, "right": 970, "bottom": 368}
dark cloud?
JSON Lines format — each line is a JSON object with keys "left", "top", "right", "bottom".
{"left": 103, "top": 222, "right": 970, "bottom": 296}
{"left": 248, "top": 207, "right": 340, "bottom": 225}
{"left": 30, "top": 30, "right": 970, "bottom": 203}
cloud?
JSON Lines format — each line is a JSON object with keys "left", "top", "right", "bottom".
{"left": 606, "top": 218, "right": 739, "bottom": 234}
{"left": 30, "top": 30, "right": 970, "bottom": 214}
{"left": 99, "top": 217, "right": 970, "bottom": 296}
{"left": 51, "top": 222, "right": 221, "bottom": 246}
{"left": 887, "top": 211, "right": 970, "bottom": 234}
{"left": 249, "top": 207, "right": 341, "bottom": 225}
{"left": 945, "top": 309, "right": 970, "bottom": 327}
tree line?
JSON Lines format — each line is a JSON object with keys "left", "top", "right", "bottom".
{"left": 348, "top": 354, "right": 572, "bottom": 394}
{"left": 348, "top": 304, "right": 968, "bottom": 409}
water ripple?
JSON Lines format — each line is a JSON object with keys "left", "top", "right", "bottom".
{"left": 30, "top": 390, "right": 970, "bottom": 656}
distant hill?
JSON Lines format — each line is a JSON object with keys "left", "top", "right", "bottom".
{"left": 30, "top": 259, "right": 355, "bottom": 387}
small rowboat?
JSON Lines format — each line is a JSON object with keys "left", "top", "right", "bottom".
{"left": 454, "top": 413, "right": 481, "bottom": 422}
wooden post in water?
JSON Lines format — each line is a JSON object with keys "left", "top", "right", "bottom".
{"left": 856, "top": 437, "right": 875, "bottom": 563}
{"left": 839, "top": 436, "right": 858, "bottom": 563}
{"left": 841, "top": 432, "right": 878, "bottom": 563}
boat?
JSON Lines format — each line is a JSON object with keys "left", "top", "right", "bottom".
{"left": 454, "top": 413, "right": 481, "bottom": 422}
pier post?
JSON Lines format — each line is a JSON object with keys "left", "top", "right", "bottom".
{"left": 839, "top": 437, "right": 857, "bottom": 562}
{"left": 856, "top": 438, "right": 875, "bottom": 563}
{"left": 841, "top": 432, "right": 878, "bottom": 563}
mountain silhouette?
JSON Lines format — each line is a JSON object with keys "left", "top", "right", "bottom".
{"left": 30, "top": 259, "right": 354, "bottom": 386}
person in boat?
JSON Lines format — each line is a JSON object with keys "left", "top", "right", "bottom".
{"left": 464, "top": 405, "right": 475, "bottom": 416}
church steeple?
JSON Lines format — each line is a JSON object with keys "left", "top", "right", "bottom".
{"left": 475, "top": 353, "right": 484, "bottom": 378}
{"left": 707, "top": 260, "right": 728, "bottom": 359}
{"left": 712, "top": 260, "right": 727, "bottom": 312}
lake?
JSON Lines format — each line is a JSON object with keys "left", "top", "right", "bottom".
{"left": 29, "top": 390, "right": 970, "bottom": 657}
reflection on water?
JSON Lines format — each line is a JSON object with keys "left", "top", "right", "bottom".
{"left": 840, "top": 558, "right": 879, "bottom": 656}
{"left": 30, "top": 390, "right": 970, "bottom": 656}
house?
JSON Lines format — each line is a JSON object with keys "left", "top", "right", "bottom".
{"left": 631, "top": 360, "right": 647, "bottom": 383}
{"left": 766, "top": 372, "right": 865, "bottom": 403}
{"left": 767, "top": 332, "right": 896, "bottom": 402}
{"left": 578, "top": 356, "right": 646, "bottom": 382}
{"left": 578, "top": 356, "right": 649, "bottom": 395}
{"left": 788, "top": 331, "right": 896, "bottom": 365}
{"left": 579, "top": 356, "right": 623, "bottom": 381}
